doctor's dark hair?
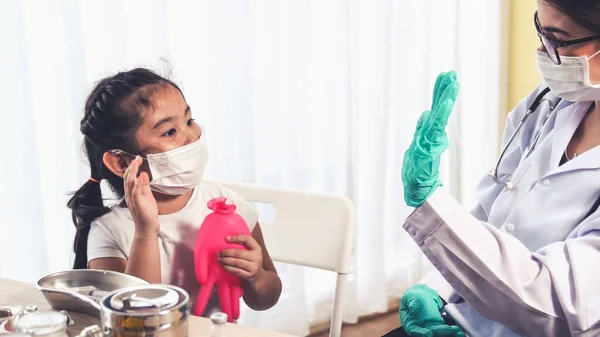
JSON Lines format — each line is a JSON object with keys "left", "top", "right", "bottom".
{"left": 67, "top": 68, "right": 183, "bottom": 269}
{"left": 545, "top": 0, "right": 600, "bottom": 33}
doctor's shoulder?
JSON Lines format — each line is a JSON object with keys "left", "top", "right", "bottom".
{"left": 508, "top": 84, "right": 561, "bottom": 122}
{"left": 502, "top": 84, "right": 570, "bottom": 140}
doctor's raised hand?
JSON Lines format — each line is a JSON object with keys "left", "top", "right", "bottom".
{"left": 402, "top": 71, "right": 460, "bottom": 208}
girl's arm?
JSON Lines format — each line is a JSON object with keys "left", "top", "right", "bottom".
{"left": 241, "top": 224, "right": 282, "bottom": 310}
{"left": 220, "top": 223, "right": 282, "bottom": 310}
{"left": 123, "top": 235, "right": 161, "bottom": 283}
{"left": 88, "top": 233, "right": 161, "bottom": 284}
{"left": 89, "top": 257, "right": 126, "bottom": 272}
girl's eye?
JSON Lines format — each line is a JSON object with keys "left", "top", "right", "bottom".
{"left": 187, "top": 118, "right": 196, "bottom": 126}
{"left": 162, "top": 128, "right": 176, "bottom": 137}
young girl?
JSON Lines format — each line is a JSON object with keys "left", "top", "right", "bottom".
{"left": 67, "top": 68, "right": 282, "bottom": 314}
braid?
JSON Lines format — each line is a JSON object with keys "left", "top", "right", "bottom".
{"left": 80, "top": 79, "right": 118, "bottom": 143}
{"left": 68, "top": 67, "right": 183, "bottom": 269}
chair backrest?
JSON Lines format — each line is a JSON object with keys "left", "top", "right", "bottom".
{"left": 205, "top": 180, "right": 355, "bottom": 274}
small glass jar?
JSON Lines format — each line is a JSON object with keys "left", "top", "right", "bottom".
{"left": 209, "top": 312, "right": 227, "bottom": 337}
{"left": 14, "top": 311, "right": 68, "bottom": 337}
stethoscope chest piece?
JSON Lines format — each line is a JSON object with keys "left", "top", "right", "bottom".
{"left": 487, "top": 170, "right": 514, "bottom": 190}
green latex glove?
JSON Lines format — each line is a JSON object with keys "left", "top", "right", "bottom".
{"left": 402, "top": 71, "right": 460, "bottom": 207}
{"left": 400, "top": 284, "right": 465, "bottom": 337}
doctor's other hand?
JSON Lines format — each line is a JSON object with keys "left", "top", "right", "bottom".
{"left": 402, "top": 71, "right": 460, "bottom": 208}
{"left": 400, "top": 284, "right": 465, "bottom": 337}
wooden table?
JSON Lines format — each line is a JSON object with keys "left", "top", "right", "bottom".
{"left": 0, "top": 278, "right": 299, "bottom": 337}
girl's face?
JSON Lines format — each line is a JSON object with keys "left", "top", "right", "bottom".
{"left": 135, "top": 84, "right": 202, "bottom": 155}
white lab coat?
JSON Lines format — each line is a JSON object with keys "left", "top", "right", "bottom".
{"left": 404, "top": 84, "right": 600, "bottom": 337}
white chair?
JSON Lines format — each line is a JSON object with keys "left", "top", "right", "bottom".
{"left": 205, "top": 180, "right": 355, "bottom": 337}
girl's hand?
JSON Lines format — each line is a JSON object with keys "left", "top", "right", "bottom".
{"left": 124, "top": 156, "right": 160, "bottom": 237}
{"left": 219, "top": 235, "right": 265, "bottom": 283}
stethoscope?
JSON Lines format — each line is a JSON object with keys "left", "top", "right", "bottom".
{"left": 486, "top": 87, "right": 600, "bottom": 221}
{"left": 487, "top": 87, "right": 559, "bottom": 190}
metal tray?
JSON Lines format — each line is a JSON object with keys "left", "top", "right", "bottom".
{"left": 36, "top": 270, "right": 148, "bottom": 317}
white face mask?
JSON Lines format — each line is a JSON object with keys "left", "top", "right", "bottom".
{"left": 536, "top": 49, "right": 600, "bottom": 102}
{"left": 145, "top": 134, "right": 209, "bottom": 195}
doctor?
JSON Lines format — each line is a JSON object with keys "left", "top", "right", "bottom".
{"left": 396, "top": 1, "right": 600, "bottom": 337}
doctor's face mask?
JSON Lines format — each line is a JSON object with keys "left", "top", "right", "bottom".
{"left": 536, "top": 49, "right": 600, "bottom": 102}
{"left": 535, "top": 2, "right": 600, "bottom": 101}
{"left": 110, "top": 85, "right": 208, "bottom": 196}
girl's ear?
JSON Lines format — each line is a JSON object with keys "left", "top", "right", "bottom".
{"left": 102, "top": 151, "right": 130, "bottom": 178}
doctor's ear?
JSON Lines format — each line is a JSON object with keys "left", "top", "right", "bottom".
{"left": 102, "top": 151, "right": 131, "bottom": 178}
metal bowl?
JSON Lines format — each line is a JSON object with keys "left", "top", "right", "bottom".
{"left": 36, "top": 270, "right": 148, "bottom": 317}
{"left": 101, "top": 285, "right": 190, "bottom": 336}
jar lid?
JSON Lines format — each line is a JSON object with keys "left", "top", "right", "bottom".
{"left": 210, "top": 312, "right": 227, "bottom": 325}
{"left": 15, "top": 311, "right": 67, "bottom": 336}
{"left": 107, "top": 286, "right": 180, "bottom": 313}
{"left": 101, "top": 285, "right": 189, "bottom": 332}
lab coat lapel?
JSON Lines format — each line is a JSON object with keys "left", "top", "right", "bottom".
{"left": 551, "top": 141, "right": 600, "bottom": 175}
{"left": 548, "top": 103, "right": 582, "bottom": 169}
{"left": 548, "top": 102, "right": 600, "bottom": 176}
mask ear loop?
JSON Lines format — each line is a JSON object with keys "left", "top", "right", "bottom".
{"left": 589, "top": 49, "right": 600, "bottom": 60}
{"left": 584, "top": 49, "right": 600, "bottom": 87}
{"left": 108, "top": 149, "right": 154, "bottom": 184}
{"left": 108, "top": 149, "right": 148, "bottom": 161}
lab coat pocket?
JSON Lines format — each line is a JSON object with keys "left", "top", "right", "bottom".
{"left": 507, "top": 158, "right": 531, "bottom": 184}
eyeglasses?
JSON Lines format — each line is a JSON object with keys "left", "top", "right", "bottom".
{"left": 534, "top": 11, "right": 600, "bottom": 65}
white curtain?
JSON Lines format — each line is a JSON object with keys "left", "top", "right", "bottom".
{"left": 0, "top": 0, "right": 502, "bottom": 335}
